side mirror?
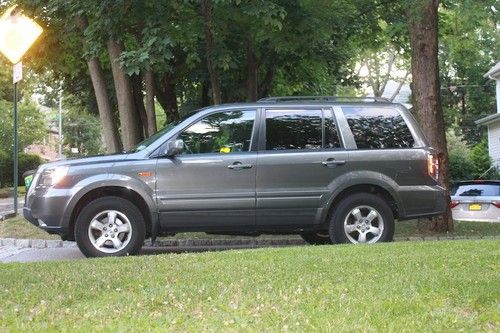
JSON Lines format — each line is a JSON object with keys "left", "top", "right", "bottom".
{"left": 165, "top": 139, "right": 184, "bottom": 156}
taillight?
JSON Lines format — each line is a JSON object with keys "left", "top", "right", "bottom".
{"left": 427, "top": 153, "right": 439, "bottom": 181}
{"left": 450, "top": 201, "right": 459, "bottom": 209}
{"left": 492, "top": 201, "right": 500, "bottom": 208}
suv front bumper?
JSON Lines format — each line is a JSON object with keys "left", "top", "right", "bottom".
{"left": 24, "top": 187, "right": 73, "bottom": 238}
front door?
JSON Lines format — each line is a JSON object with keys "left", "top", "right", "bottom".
{"left": 156, "top": 109, "right": 257, "bottom": 229}
{"left": 256, "top": 107, "right": 348, "bottom": 226}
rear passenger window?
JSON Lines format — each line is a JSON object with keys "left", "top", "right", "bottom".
{"left": 343, "top": 107, "right": 415, "bottom": 149}
{"left": 266, "top": 109, "right": 322, "bottom": 150}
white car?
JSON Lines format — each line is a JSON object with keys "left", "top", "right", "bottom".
{"left": 450, "top": 180, "right": 500, "bottom": 223}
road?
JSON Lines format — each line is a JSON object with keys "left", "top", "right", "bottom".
{"left": 0, "top": 197, "right": 24, "bottom": 216}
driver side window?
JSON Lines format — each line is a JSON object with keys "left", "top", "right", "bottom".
{"left": 178, "top": 110, "right": 256, "bottom": 154}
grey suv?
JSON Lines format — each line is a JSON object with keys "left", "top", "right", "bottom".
{"left": 24, "top": 97, "right": 447, "bottom": 257}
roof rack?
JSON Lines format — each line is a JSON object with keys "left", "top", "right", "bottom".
{"left": 257, "top": 96, "right": 391, "bottom": 103}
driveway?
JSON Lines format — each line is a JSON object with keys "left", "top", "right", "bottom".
{"left": 0, "top": 197, "right": 24, "bottom": 216}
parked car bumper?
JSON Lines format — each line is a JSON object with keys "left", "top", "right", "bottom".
{"left": 398, "top": 185, "right": 447, "bottom": 219}
{"left": 24, "top": 187, "right": 73, "bottom": 237}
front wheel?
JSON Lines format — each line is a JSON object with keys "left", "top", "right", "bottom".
{"left": 329, "top": 193, "right": 394, "bottom": 244}
{"left": 75, "top": 196, "right": 146, "bottom": 257}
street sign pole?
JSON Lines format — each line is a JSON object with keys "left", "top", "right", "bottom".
{"left": 13, "top": 79, "right": 18, "bottom": 215}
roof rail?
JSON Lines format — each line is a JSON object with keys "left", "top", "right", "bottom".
{"left": 257, "top": 96, "right": 391, "bottom": 103}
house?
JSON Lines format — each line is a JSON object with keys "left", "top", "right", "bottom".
{"left": 475, "top": 62, "right": 500, "bottom": 167}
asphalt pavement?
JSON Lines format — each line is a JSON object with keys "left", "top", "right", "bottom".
{"left": 0, "top": 197, "right": 24, "bottom": 217}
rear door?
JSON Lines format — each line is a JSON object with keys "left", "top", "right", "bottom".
{"left": 156, "top": 109, "right": 258, "bottom": 228}
{"left": 256, "top": 107, "right": 348, "bottom": 226}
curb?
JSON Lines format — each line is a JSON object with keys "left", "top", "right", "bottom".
{"left": 1, "top": 235, "right": 499, "bottom": 250}
{"left": 0, "top": 212, "right": 17, "bottom": 221}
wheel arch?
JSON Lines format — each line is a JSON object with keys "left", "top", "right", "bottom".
{"left": 322, "top": 183, "right": 400, "bottom": 226}
{"left": 66, "top": 186, "right": 155, "bottom": 241}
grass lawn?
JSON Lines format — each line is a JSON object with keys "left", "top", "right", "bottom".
{"left": 0, "top": 216, "right": 59, "bottom": 240}
{"left": 0, "top": 240, "right": 498, "bottom": 331}
{"left": 0, "top": 186, "right": 26, "bottom": 199}
{"left": 1, "top": 216, "right": 499, "bottom": 241}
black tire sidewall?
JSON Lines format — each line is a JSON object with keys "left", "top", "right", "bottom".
{"left": 300, "top": 232, "right": 332, "bottom": 245}
{"left": 75, "top": 196, "right": 146, "bottom": 257}
{"left": 330, "top": 193, "right": 394, "bottom": 244}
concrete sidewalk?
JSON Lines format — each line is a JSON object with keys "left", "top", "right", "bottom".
{"left": 0, "top": 197, "right": 24, "bottom": 220}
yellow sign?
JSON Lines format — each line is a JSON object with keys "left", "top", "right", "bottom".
{"left": 220, "top": 147, "right": 231, "bottom": 154}
{"left": 0, "top": 6, "right": 43, "bottom": 64}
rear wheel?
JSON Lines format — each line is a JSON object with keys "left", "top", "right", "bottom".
{"left": 329, "top": 193, "right": 394, "bottom": 244}
{"left": 300, "top": 232, "right": 332, "bottom": 245}
{"left": 75, "top": 196, "right": 146, "bottom": 257}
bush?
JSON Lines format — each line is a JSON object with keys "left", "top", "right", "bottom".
{"left": 0, "top": 152, "right": 43, "bottom": 188}
{"left": 470, "top": 140, "right": 492, "bottom": 179}
{"left": 448, "top": 149, "right": 474, "bottom": 181}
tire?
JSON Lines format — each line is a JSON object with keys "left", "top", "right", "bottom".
{"left": 300, "top": 232, "right": 332, "bottom": 245}
{"left": 329, "top": 193, "right": 394, "bottom": 244}
{"left": 75, "top": 196, "right": 146, "bottom": 257}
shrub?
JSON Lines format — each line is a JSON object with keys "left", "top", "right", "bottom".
{"left": 470, "top": 140, "right": 492, "bottom": 179}
{"left": 0, "top": 152, "right": 43, "bottom": 187}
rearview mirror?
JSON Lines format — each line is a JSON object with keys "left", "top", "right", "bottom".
{"left": 165, "top": 139, "right": 184, "bottom": 156}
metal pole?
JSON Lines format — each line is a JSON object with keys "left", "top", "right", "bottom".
{"left": 13, "top": 81, "right": 18, "bottom": 216}
{"left": 58, "top": 92, "right": 62, "bottom": 159}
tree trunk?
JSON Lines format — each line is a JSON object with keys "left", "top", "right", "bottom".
{"left": 246, "top": 42, "right": 258, "bottom": 102}
{"left": 407, "top": 0, "right": 453, "bottom": 232}
{"left": 155, "top": 74, "right": 180, "bottom": 123}
{"left": 131, "top": 74, "right": 147, "bottom": 139}
{"left": 107, "top": 40, "right": 143, "bottom": 150}
{"left": 259, "top": 67, "right": 275, "bottom": 99}
{"left": 75, "top": 16, "right": 121, "bottom": 153}
{"left": 200, "top": 0, "right": 222, "bottom": 104}
{"left": 201, "top": 80, "right": 210, "bottom": 107}
{"left": 144, "top": 70, "right": 157, "bottom": 136}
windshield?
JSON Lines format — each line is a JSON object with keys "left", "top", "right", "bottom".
{"left": 129, "top": 112, "right": 196, "bottom": 153}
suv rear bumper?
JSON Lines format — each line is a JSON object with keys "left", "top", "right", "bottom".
{"left": 398, "top": 185, "right": 447, "bottom": 219}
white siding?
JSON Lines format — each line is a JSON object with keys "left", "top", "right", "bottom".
{"left": 488, "top": 122, "right": 500, "bottom": 167}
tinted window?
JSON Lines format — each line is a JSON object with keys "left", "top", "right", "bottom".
{"left": 343, "top": 107, "right": 415, "bottom": 149}
{"left": 178, "top": 110, "right": 255, "bottom": 154}
{"left": 266, "top": 109, "right": 322, "bottom": 150}
{"left": 324, "top": 109, "right": 341, "bottom": 149}
{"left": 452, "top": 184, "right": 500, "bottom": 197}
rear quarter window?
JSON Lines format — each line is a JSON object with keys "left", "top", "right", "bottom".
{"left": 452, "top": 184, "right": 500, "bottom": 196}
{"left": 342, "top": 107, "right": 415, "bottom": 149}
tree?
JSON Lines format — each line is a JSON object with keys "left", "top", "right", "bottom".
{"left": 63, "top": 107, "right": 103, "bottom": 157}
{"left": 407, "top": 0, "right": 452, "bottom": 232}
{"left": 439, "top": 0, "right": 499, "bottom": 144}
{"left": 0, "top": 100, "right": 46, "bottom": 153}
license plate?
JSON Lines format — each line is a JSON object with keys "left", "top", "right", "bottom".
{"left": 469, "top": 204, "right": 482, "bottom": 211}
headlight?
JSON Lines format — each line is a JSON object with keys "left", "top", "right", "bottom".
{"left": 37, "top": 166, "right": 69, "bottom": 188}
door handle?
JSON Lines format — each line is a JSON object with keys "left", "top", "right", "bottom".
{"left": 227, "top": 162, "right": 253, "bottom": 170}
{"left": 322, "top": 159, "right": 346, "bottom": 167}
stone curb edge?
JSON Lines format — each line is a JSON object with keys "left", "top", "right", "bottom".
{"left": 1, "top": 235, "right": 498, "bottom": 249}
{"left": 0, "top": 212, "right": 17, "bottom": 221}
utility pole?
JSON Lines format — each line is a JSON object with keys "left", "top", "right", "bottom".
{"left": 58, "top": 91, "right": 63, "bottom": 159}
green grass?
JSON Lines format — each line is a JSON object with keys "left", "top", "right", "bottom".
{"left": 0, "top": 186, "right": 26, "bottom": 199}
{"left": 1, "top": 216, "right": 499, "bottom": 241}
{"left": 0, "top": 240, "right": 498, "bottom": 331}
{"left": 0, "top": 216, "right": 59, "bottom": 240}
